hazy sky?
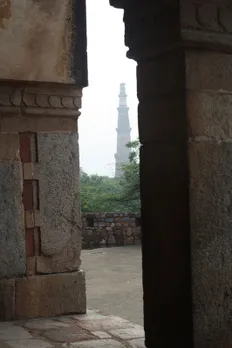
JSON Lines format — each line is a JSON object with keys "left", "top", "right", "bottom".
{"left": 79, "top": 0, "right": 138, "bottom": 177}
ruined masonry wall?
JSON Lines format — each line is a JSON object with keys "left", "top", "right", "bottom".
{"left": 81, "top": 213, "right": 141, "bottom": 249}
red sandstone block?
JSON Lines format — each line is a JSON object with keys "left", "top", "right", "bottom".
{"left": 23, "top": 180, "right": 34, "bottom": 211}
{"left": 19, "top": 133, "right": 32, "bottom": 163}
{"left": 26, "top": 228, "right": 35, "bottom": 257}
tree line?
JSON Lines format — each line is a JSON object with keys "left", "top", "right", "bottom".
{"left": 80, "top": 139, "right": 140, "bottom": 214}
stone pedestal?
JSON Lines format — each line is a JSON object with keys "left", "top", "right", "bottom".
{"left": 0, "top": 0, "right": 87, "bottom": 320}
{"left": 110, "top": 0, "right": 232, "bottom": 347}
{"left": 0, "top": 82, "right": 86, "bottom": 320}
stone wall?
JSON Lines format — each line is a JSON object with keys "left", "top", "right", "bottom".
{"left": 81, "top": 213, "right": 141, "bottom": 249}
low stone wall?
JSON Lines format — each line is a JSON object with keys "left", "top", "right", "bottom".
{"left": 81, "top": 213, "right": 141, "bottom": 249}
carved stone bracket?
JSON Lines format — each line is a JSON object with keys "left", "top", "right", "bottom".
{"left": 0, "top": 82, "right": 82, "bottom": 118}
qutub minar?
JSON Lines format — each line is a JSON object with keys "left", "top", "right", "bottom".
{"left": 115, "top": 83, "right": 132, "bottom": 178}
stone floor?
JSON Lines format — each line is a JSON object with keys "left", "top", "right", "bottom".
{"left": 0, "top": 310, "right": 145, "bottom": 347}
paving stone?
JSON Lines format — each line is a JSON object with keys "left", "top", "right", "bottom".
{"left": 73, "top": 310, "right": 106, "bottom": 321}
{"left": 5, "top": 339, "right": 54, "bottom": 348}
{"left": 128, "top": 338, "right": 146, "bottom": 348}
{"left": 24, "top": 319, "right": 70, "bottom": 330}
{"left": 57, "top": 316, "right": 75, "bottom": 324}
{"left": 62, "top": 339, "right": 126, "bottom": 347}
{"left": 77, "top": 315, "right": 135, "bottom": 331}
{"left": 42, "top": 326, "right": 95, "bottom": 343}
{"left": 92, "top": 331, "right": 112, "bottom": 339}
{"left": 109, "top": 327, "right": 145, "bottom": 340}
{"left": 0, "top": 323, "right": 32, "bottom": 341}
{"left": 0, "top": 343, "right": 12, "bottom": 348}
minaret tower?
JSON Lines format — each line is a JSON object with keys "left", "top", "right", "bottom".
{"left": 115, "top": 83, "right": 131, "bottom": 177}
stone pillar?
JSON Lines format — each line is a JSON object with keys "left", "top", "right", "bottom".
{"left": 0, "top": 0, "right": 87, "bottom": 320}
{"left": 110, "top": 0, "right": 232, "bottom": 347}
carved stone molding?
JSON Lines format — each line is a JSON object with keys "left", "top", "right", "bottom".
{"left": 181, "top": 0, "right": 232, "bottom": 50}
{"left": 181, "top": 0, "right": 232, "bottom": 33}
{"left": 0, "top": 82, "right": 82, "bottom": 118}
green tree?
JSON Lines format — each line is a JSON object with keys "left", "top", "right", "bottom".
{"left": 80, "top": 139, "right": 141, "bottom": 213}
{"left": 80, "top": 171, "right": 133, "bottom": 212}
{"left": 113, "top": 139, "right": 140, "bottom": 212}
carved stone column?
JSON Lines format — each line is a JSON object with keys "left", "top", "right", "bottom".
{"left": 0, "top": 0, "right": 87, "bottom": 320}
{"left": 110, "top": 0, "right": 232, "bottom": 347}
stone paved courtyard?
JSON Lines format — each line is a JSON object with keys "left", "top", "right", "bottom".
{"left": 0, "top": 310, "right": 145, "bottom": 347}
{"left": 82, "top": 245, "right": 143, "bottom": 325}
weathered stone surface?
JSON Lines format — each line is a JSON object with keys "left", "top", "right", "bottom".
{"left": 36, "top": 239, "right": 80, "bottom": 274}
{"left": 26, "top": 257, "right": 36, "bottom": 276}
{"left": 92, "top": 331, "right": 111, "bottom": 339}
{"left": 15, "top": 272, "right": 86, "bottom": 319}
{"left": 0, "top": 162, "right": 25, "bottom": 278}
{"left": 0, "top": 134, "right": 20, "bottom": 160}
{"left": 1, "top": 115, "right": 78, "bottom": 133}
{"left": 62, "top": 340, "right": 126, "bottom": 348}
{"left": 42, "top": 326, "right": 94, "bottom": 343}
{"left": 128, "top": 338, "right": 146, "bottom": 348}
{"left": 77, "top": 316, "right": 136, "bottom": 332}
{"left": 0, "top": 323, "right": 32, "bottom": 340}
{"left": 0, "top": 279, "right": 15, "bottom": 321}
{"left": 24, "top": 319, "right": 70, "bottom": 330}
{"left": 0, "top": 343, "right": 12, "bottom": 348}
{"left": 187, "top": 91, "right": 232, "bottom": 140}
{"left": 37, "top": 133, "right": 81, "bottom": 273}
{"left": 110, "top": 327, "right": 144, "bottom": 340}
{"left": 73, "top": 311, "right": 106, "bottom": 321}
{"left": 0, "top": 0, "right": 87, "bottom": 85}
{"left": 0, "top": 312, "right": 144, "bottom": 348}
{"left": 189, "top": 141, "right": 232, "bottom": 347}
{"left": 5, "top": 339, "right": 54, "bottom": 348}
{"left": 186, "top": 51, "right": 232, "bottom": 92}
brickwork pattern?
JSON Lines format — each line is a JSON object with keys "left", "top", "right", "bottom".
{"left": 19, "top": 133, "right": 41, "bottom": 276}
{"left": 81, "top": 213, "right": 141, "bottom": 249}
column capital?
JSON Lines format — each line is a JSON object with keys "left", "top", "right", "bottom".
{"left": 114, "top": 0, "right": 232, "bottom": 62}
